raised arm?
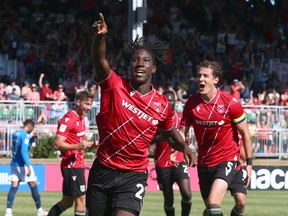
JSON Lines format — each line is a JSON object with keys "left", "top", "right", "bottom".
{"left": 38, "top": 73, "right": 44, "bottom": 88}
{"left": 91, "top": 13, "right": 110, "bottom": 82}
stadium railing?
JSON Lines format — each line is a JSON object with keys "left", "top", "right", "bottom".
{"left": 0, "top": 100, "right": 287, "bottom": 158}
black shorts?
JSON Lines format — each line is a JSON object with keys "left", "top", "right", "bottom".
{"left": 86, "top": 159, "right": 148, "bottom": 216}
{"left": 61, "top": 168, "right": 86, "bottom": 196}
{"left": 198, "top": 161, "right": 238, "bottom": 199}
{"left": 156, "top": 162, "right": 190, "bottom": 191}
{"left": 228, "top": 168, "right": 247, "bottom": 195}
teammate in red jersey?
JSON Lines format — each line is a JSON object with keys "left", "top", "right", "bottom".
{"left": 153, "top": 90, "right": 192, "bottom": 216}
{"left": 86, "top": 13, "right": 195, "bottom": 216}
{"left": 47, "top": 91, "right": 97, "bottom": 216}
{"left": 179, "top": 60, "right": 253, "bottom": 216}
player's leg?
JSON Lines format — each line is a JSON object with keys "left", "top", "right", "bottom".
{"left": 207, "top": 161, "right": 238, "bottom": 216}
{"left": 5, "top": 180, "right": 19, "bottom": 216}
{"left": 162, "top": 189, "right": 175, "bottom": 216}
{"left": 198, "top": 166, "right": 212, "bottom": 216}
{"left": 74, "top": 195, "right": 86, "bottom": 216}
{"left": 229, "top": 169, "right": 247, "bottom": 216}
{"left": 48, "top": 168, "right": 81, "bottom": 216}
{"left": 86, "top": 159, "right": 114, "bottom": 216}
{"left": 199, "top": 162, "right": 237, "bottom": 216}
{"left": 207, "top": 178, "right": 227, "bottom": 216}
{"left": 112, "top": 170, "right": 148, "bottom": 216}
{"left": 5, "top": 166, "right": 22, "bottom": 216}
{"left": 156, "top": 167, "right": 175, "bottom": 216}
{"left": 176, "top": 162, "right": 192, "bottom": 216}
{"left": 26, "top": 166, "right": 48, "bottom": 216}
{"left": 178, "top": 179, "right": 192, "bottom": 216}
{"left": 48, "top": 196, "right": 74, "bottom": 216}
{"left": 70, "top": 168, "right": 87, "bottom": 216}
{"left": 231, "top": 192, "right": 246, "bottom": 216}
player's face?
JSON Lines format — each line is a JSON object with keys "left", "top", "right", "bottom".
{"left": 78, "top": 98, "right": 93, "bottom": 116}
{"left": 26, "top": 125, "right": 35, "bottom": 134}
{"left": 197, "top": 67, "right": 219, "bottom": 97}
{"left": 130, "top": 49, "right": 157, "bottom": 86}
{"left": 164, "top": 93, "right": 176, "bottom": 110}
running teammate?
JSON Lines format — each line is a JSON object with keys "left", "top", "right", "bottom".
{"left": 179, "top": 60, "right": 253, "bottom": 216}
{"left": 5, "top": 119, "right": 48, "bottom": 216}
{"left": 153, "top": 90, "right": 192, "bottom": 216}
{"left": 86, "top": 13, "right": 195, "bottom": 216}
{"left": 47, "top": 91, "right": 97, "bottom": 216}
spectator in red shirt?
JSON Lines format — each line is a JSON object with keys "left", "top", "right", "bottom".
{"left": 230, "top": 79, "right": 245, "bottom": 101}
{"left": 38, "top": 73, "right": 53, "bottom": 101}
{"left": 53, "top": 84, "right": 67, "bottom": 101}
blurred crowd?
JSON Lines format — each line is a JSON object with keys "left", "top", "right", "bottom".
{"left": 0, "top": 0, "right": 288, "bottom": 106}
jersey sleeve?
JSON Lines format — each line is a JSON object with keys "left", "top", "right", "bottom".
{"left": 158, "top": 100, "right": 174, "bottom": 131}
{"left": 98, "top": 70, "right": 122, "bottom": 90}
{"left": 180, "top": 98, "right": 193, "bottom": 127}
{"left": 56, "top": 116, "right": 75, "bottom": 138}
{"left": 230, "top": 97, "right": 246, "bottom": 124}
{"left": 20, "top": 133, "right": 31, "bottom": 166}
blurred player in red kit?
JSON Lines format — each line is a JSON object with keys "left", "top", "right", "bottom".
{"left": 153, "top": 90, "right": 192, "bottom": 216}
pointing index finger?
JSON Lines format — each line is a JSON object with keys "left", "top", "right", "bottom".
{"left": 99, "top": 13, "right": 105, "bottom": 23}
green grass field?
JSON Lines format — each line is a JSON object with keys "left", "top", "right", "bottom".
{"left": 0, "top": 190, "right": 287, "bottom": 215}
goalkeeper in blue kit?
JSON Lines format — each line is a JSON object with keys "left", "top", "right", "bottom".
{"left": 5, "top": 119, "right": 48, "bottom": 216}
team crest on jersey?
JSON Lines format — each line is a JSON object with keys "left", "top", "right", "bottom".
{"left": 80, "top": 185, "right": 86, "bottom": 192}
{"left": 59, "top": 124, "right": 67, "bottom": 132}
{"left": 217, "top": 105, "right": 225, "bottom": 113}
{"left": 196, "top": 105, "right": 200, "bottom": 112}
{"left": 130, "top": 90, "right": 136, "bottom": 97}
{"left": 65, "top": 117, "right": 69, "bottom": 122}
{"left": 154, "top": 102, "right": 161, "bottom": 112}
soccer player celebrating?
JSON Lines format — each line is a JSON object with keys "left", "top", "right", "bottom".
{"left": 86, "top": 13, "right": 195, "bottom": 216}
{"left": 179, "top": 60, "right": 253, "bottom": 216}
{"left": 47, "top": 91, "right": 97, "bottom": 216}
{"left": 5, "top": 119, "right": 48, "bottom": 216}
{"left": 153, "top": 90, "right": 192, "bottom": 216}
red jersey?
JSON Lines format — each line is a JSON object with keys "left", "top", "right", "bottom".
{"left": 96, "top": 70, "right": 174, "bottom": 172}
{"left": 181, "top": 90, "right": 246, "bottom": 167}
{"left": 40, "top": 86, "right": 53, "bottom": 101}
{"left": 154, "top": 112, "right": 184, "bottom": 167}
{"left": 56, "top": 110, "right": 86, "bottom": 168}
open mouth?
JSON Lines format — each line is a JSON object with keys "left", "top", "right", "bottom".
{"left": 199, "top": 84, "right": 205, "bottom": 89}
{"left": 135, "top": 70, "right": 145, "bottom": 74}
{"left": 134, "top": 70, "right": 145, "bottom": 77}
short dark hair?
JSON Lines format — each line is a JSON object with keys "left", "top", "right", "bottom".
{"left": 75, "top": 90, "right": 95, "bottom": 101}
{"left": 162, "top": 90, "right": 175, "bottom": 99}
{"left": 196, "top": 60, "right": 223, "bottom": 85}
{"left": 122, "top": 35, "right": 169, "bottom": 67}
{"left": 23, "top": 119, "right": 35, "bottom": 127}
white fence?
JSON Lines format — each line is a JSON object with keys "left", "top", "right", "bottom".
{"left": 0, "top": 101, "right": 287, "bottom": 158}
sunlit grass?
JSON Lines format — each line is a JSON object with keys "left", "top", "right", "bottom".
{"left": 0, "top": 190, "right": 287, "bottom": 215}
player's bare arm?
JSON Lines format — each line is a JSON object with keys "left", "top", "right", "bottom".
{"left": 84, "top": 140, "right": 99, "bottom": 149}
{"left": 236, "top": 120, "right": 253, "bottom": 187}
{"left": 179, "top": 125, "right": 198, "bottom": 166}
{"left": 160, "top": 127, "right": 195, "bottom": 167}
{"left": 54, "top": 135, "right": 86, "bottom": 151}
{"left": 170, "top": 150, "right": 180, "bottom": 167}
{"left": 91, "top": 13, "right": 110, "bottom": 82}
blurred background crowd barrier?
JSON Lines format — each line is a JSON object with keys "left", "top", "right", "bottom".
{"left": 0, "top": 100, "right": 287, "bottom": 159}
